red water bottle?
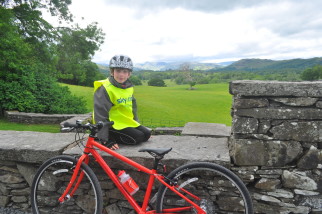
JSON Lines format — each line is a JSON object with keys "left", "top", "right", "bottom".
{"left": 117, "top": 170, "right": 139, "bottom": 195}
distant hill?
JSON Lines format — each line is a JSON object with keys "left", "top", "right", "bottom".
{"left": 96, "top": 61, "right": 229, "bottom": 72}
{"left": 134, "top": 61, "right": 223, "bottom": 71}
{"left": 216, "top": 57, "right": 322, "bottom": 72}
{"left": 97, "top": 64, "right": 109, "bottom": 76}
{"left": 96, "top": 57, "right": 322, "bottom": 73}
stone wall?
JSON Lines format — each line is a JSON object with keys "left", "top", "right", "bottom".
{"left": 229, "top": 80, "right": 322, "bottom": 213}
{"left": 2, "top": 80, "right": 322, "bottom": 213}
{"left": 4, "top": 111, "right": 91, "bottom": 124}
{"left": 0, "top": 129, "right": 229, "bottom": 213}
{"left": 0, "top": 156, "right": 156, "bottom": 213}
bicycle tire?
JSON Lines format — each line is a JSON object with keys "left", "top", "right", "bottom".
{"left": 156, "top": 162, "right": 253, "bottom": 214}
{"left": 30, "top": 155, "right": 103, "bottom": 214}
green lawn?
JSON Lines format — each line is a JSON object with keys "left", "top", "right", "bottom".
{"left": 64, "top": 82, "right": 232, "bottom": 127}
{"left": 0, "top": 119, "right": 60, "bottom": 133}
{"left": 135, "top": 83, "right": 232, "bottom": 126}
{"left": 61, "top": 83, "right": 94, "bottom": 111}
{"left": 0, "top": 82, "right": 232, "bottom": 132}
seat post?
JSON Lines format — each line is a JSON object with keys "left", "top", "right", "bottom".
{"left": 138, "top": 148, "right": 172, "bottom": 171}
{"left": 153, "top": 158, "right": 161, "bottom": 170}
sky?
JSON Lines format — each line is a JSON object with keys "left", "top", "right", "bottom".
{"left": 49, "top": 0, "right": 322, "bottom": 64}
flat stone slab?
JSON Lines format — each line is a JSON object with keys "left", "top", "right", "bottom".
{"left": 5, "top": 111, "right": 91, "bottom": 124}
{"left": 182, "top": 122, "right": 231, "bottom": 138}
{"left": 0, "top": 131, "right": 75, "bottom": 163}
{"left": 64, "top": 135, "right": 231, "bottom": 170}
{"left": 153, "top": 127, "right": 183, "bottom": 135}
{"left": 0, "top": 131, "right": 231, "bottom": 170}
{"left": 230, "top": 80, "right": 322, "bottom": 97}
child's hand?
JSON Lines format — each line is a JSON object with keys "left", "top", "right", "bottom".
{"left": 103, "top": 141, "right": 119, "bottom": 150}
{"left": 110, "top": 143, "right": 119, "bottom": 150}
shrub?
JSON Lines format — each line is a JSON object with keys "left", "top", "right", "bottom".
{"left": 301, "top": 65, "right": 322, "bottom": 81}
{"left": 130, "top": 76, "right": 142, "bottom": 85}
{"left": 148, "top": 78, "right": 166, "bottom": 87}
{"left": 0, "top": 69, "right": 87, "bottom": 114}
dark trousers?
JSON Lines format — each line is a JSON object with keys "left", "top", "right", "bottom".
{"left": 109, "top": 125, "right": 151, "bottom": 145}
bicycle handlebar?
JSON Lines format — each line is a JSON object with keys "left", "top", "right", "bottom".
{"left": 62, "top": 120, "right": 114, "bottom": 134}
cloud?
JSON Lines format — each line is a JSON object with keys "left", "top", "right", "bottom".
{"left": 103, "top": 0, "right": 276, "bottom": 13}
{"left": 251, "top": 1, "right": 322, "bottom": 37}
{"left": 63, "top": 0, "right": 322, "bottom": 63}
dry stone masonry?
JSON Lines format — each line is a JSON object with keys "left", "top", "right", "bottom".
{"left": 229, "top": 80, "right": 322, "bottom": 214}
{"left": 1, "top": 80, "right": 322, "bottom": 213}
{"left": 4, "top": 111, "right": 92, "bottom": 124}
{"left": 0, "top": 130, "right": 230, "bottom": 213}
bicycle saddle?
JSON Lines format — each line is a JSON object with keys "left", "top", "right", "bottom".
{"left": 139, "top": 148, "right": 172, "bottom": 159}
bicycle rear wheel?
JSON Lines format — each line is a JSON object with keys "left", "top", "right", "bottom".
{"left": 30, "top": 155, "right": 103, "bottom": 214}
{"left": 156, "top": 162, "right": 253, "bottom": 214}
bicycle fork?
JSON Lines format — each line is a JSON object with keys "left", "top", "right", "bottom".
{"left": 58, "top": 154, "right": 89, "bottom": 203}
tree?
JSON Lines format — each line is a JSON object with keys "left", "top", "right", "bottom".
{"left": 1, "top": 0, "right": 73, "bottom": 66}
{"left": 148, "top": 78, "right": 166, "bottom": 87}
{"left": 301, "top": 65, "right": 322, "bottom": 81}
{"left": 180, "top": 63, "right": 196, "bottom": 90}
{"left": 0, "top": 1, "right": 96, "bottom": 114}
{"left": 0, "top": 9, "right": 86, "bottom": 114}
{"left": 1, "top": 0, "right": 105, "bottom": 86}
{"left": 130, "top": 76, "right": 142, "bottom": 85}
{"left": 55, "top": 24, "right": 105, "bottom": 85}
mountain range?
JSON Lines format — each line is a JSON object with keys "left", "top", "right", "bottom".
{"left": 217, "top": 57, "right": 322, "bottom": 72}
{"left": 134, "top": 61, "right": 229, "bottom": 71}
{"left": 97, "top": 61, "right": 230, "bottom": 71}
{"left": 97, "top": 57, "right": 322, "bottom": 72}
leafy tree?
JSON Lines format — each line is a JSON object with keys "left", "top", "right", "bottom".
{"left": 175, "top": 76, "right": 184, "bottom": 85}
{"left": 55, "top": 24, "right": 105, "bottom": 85}
{"left": 180, "top": 63, "right": 196, "bottom": 90}
{"left": 148, "top": 78, "right": 166, "bottom": 87}
{"left": 130, "top": 76, "right": 142, "bottom": 85}
{"left": 0, "top": 1, "right": 94, "bottom": 114}
{"left": 197, "top": 77, "right": 209, "bottom": 84}
{"left": 1, "top": 0, "right": 73, "bottom": 65}
{"left": 301, "top": 65, "right": 322, "bottom": 81}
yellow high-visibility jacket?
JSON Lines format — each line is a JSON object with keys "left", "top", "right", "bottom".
{"left": 93, "top": 77, "right": 139, "bottom": 140}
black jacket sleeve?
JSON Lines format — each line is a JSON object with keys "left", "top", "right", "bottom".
{"left": 94, "top": 86, "right": 113, "bottom": 141}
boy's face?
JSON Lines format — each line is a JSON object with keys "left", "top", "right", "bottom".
{"left": 112, "top": 68, "right": 131, "bottom": 84}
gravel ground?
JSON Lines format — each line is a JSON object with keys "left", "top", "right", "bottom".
{"left": 0, "top": 207, "right": 31, "bottom": 214}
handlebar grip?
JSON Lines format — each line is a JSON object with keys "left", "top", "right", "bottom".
{"left": 96, "top": 121, "right": 114, "bottom": 130}
{"left": 103, "top": 121, "right": 114, "bottom": 126}
{"left": 63, "top": 121, "right": 114, "bottom": 131}
{"left": 63, "top": 122, "right": 79, "bottom": 128}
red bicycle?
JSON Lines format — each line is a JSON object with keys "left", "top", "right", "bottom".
{"left": 30, "top": 121, "right": 253, "bottom": 214}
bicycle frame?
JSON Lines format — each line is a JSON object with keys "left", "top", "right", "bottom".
{"left": 58, "top": 136, "right": 206, "bottom": 214}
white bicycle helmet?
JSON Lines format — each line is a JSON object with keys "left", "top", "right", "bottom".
{"left": 109, "top": 55, "right": 133, "bottom": 71}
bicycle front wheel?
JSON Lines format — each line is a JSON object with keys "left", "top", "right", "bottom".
{"left": 30, "top": 155, "right": 103, "bottom": 214}
{"left": 156, "top": 162, "right": 253, "bottom": 214}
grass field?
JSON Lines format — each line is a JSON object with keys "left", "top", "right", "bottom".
{"left": 0, "top": 119, "right": 60, "bottom": 133}
{"left": 0, "top": 82, "right": 232, "bottom": 132}
{"left": 64, "top": 82, "right": 233, "bottom": 127}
